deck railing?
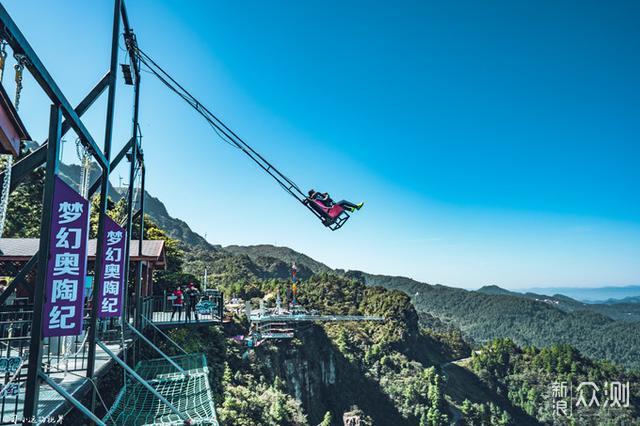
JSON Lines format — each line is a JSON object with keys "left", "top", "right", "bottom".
{"left": 0, "top": 301, "right": 127, "bottom": 424}
{"left": 0, "top": 289, "right": 224, "bottom": 423}
{"left": 145, "top": 292, "right": 224, "bottom": 325}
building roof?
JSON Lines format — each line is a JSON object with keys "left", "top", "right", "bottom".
{"left": 0, "top": 238, "right": 166, "bottom": 266}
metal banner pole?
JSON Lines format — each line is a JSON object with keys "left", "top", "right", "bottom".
{"left": 123, "top": 31, "right": 141, "bottom": 362}
{"left": 135, "top": 164, "right": 145, "bottom": 333}
{"left": 86, "top": 0, "right": 121, "bottom": 412}
{"left": 23, "top": 104, "right": 61, "bottom": 420}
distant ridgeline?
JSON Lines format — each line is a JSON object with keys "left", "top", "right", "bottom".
{"left": 353, "top": 273, "right": 640, "bottom": 370}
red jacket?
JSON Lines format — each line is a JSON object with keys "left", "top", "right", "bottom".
{"left": 172, "top": 290, "right": 183, "bottom": 306}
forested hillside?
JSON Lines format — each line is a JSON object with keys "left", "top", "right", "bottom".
{"left": 469, "top": 339, "right": 640, "bottom": 424}
{"left": 350, "top": 272, "right": 640, "bottom": 369}
{"left": 225, "top": 244, "right": 332, "bottom": 274}
{"left": 158, "top": 274, "right": 537, "bottom": 426}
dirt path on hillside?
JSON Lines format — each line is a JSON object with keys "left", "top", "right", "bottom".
{"left": 439, "top": 357, "right": 539, "bottom": 426}
{"left": 441, "top": 358, "right": 471, "bottom": 424}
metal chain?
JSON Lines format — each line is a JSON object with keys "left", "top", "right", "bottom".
{"left": 0, "top": 41, "right": 10, "bottom": 237}
{"left": 0, "top": 54, "right": 28, "bottom": 239}
{"left": 131, "top": 164, "right": 141, "bottom": 210}
{"left": 76, "top": 139, "right": 91, "bottom": 198}
{"left": 0, "top": 40, "right": 7, "bottom": 83}
{"left": 0, "top": 154, "right": 11, "bottom": 237}
{"left": 13, "top": 54, "right": 26, "bottom": 110}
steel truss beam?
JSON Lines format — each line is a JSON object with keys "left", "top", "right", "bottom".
{"left": 87, "top": 0, "right": 122, "bottom": 414}
{"left": 126, "top": 322, "right": 187, "bottom": 376}
{"left": 97, "top": 341, "right": 188, "bottom": 422}
{"left": 87, "top": 136, "right": 134, "bottom": 196}
{"left": 0, "top": 72, "right": 111, "bottom": 192}
{"left": 0, "top": 253, "right": 35, "bottom": 305}
{"left": 0, "top": 2, "right": 145, "bottom": 423}
{"left": 23, "top": 104, "right": 61, "bottom": 420}
{"left": 0, "top": 73, "right": 114, "bottom": 306}
{"left": 0, "top": 4, "right": 108, "bottom": 169}
{"left": 38, "top": 372, "right": 106, "bottom": 426}
{"left": 141, "top": 314, "right": 189, "bottom": 355}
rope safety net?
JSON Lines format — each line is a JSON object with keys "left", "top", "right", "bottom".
{"left": 104, "top": 353, "right": 218, "bottom": 425}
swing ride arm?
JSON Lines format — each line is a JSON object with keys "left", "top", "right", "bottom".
{"left": 131, "top": 46, "right": 336, "bottom": 226}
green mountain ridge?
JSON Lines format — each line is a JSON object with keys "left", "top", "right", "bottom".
{"left": 477, "top": 284, "right": 640, "bottom": 322}
{"left": 224, "top": 244, "right": 332, "bottom": 275}
{"left": 522, "top": 285, "right": 640, "bottom": 303}
{"left": 356, "top": 277, "right": 640, "bottom": 368}
{"left": 58, "top": 161, "right": 214, "bottom": 249}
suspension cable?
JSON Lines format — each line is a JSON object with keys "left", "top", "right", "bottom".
{"left": 131, "top": 46, "right": 318, "bottom": 211}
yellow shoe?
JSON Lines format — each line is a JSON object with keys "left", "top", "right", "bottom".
{"left": 356, "top": 202, "right": 364, "bottom": 210}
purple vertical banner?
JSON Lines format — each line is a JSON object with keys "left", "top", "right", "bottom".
{"left": 97, "top": 217, "right": 127, "bottom": 319}
{"left": 43, "top": 177, "right": 89, "bottom": 337}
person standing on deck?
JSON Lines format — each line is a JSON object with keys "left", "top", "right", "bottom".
{"left": 186, "top": 283, "right": 200, "bottom": 323}
{"left": 170, "top": 287, "right": 184, "bottom": 321}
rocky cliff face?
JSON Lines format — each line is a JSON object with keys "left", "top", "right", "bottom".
{"left": 235, "top": 328, "right": 341, "bottom": 423}
{"left": 245, "top": 325, "right": 418, "bottom": 426}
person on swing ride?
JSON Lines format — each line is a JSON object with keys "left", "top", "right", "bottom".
{"left": 307, "top": 189, "right": 364, "bottom": 212}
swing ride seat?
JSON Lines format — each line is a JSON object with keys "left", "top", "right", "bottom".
{"left": 304, "top": 198, "right": 350, "bottom": 231}
{"left": 0, "top": 83, "right": 29, "bottom": 156}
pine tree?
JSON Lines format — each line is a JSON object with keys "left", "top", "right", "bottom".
{"left": 222, "top": 362, "right": 233, "bottom": 386}
{"left": 419, "top": 410, "right": 428, "bottom": 426}
{"left": 268, "top": 391, "right": 286, "bottom": 423}
{"left": 320, "top": 411, "right": 333, "bottom": 426}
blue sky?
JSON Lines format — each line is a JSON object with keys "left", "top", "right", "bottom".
{"left": 4, "top": 0, "right": 640, "bottom": 288}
